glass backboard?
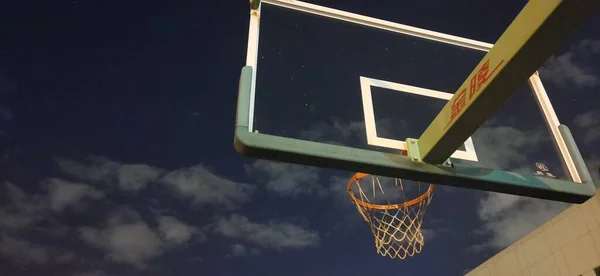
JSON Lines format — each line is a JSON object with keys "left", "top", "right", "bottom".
{"left": 235, "top": 0, "right": 595, "bottom": 203}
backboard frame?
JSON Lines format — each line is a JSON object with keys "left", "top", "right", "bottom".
{"left": 235, "top": 0, "right": 596, "bottom": 203}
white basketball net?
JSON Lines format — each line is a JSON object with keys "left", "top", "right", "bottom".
{"left": 348, "top": 174, "right": 434, "bottom": 259}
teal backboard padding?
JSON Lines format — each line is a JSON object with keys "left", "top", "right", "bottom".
{"left": 235, "top": 66, "right": 595, "bottom": 203}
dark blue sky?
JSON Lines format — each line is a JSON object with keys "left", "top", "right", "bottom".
{"left": 1, "top": 0, "right": 599, "bottom": 275}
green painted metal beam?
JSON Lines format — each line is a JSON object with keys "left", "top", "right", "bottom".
{"left": 234, "top": 66, "right": 595, "bottom": 203}
{"left": 418, "top": 0, "right": 600, "bottom": 164}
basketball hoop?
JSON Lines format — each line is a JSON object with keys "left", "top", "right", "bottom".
{"left": 347, "top": 173, "right": 434, "bottom": 259}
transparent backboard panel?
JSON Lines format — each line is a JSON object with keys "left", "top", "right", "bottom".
{"left": 253, "top": 3, "right": 571, "bottom": 182}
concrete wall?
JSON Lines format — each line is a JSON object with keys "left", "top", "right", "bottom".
{"left": 466, "top": 189, "right": 600, "bottom": 276}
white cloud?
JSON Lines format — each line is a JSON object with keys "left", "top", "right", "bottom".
{"left": 300, "top": 118, "right": 399, "bottom": 146}
{"left": 44, "top": 178, "right": 105, "bottom": 211}
{"left": 300, "top": 118, "right": 366, "bottom": 144}
{"left": 582, "top": 129, "right": 600, "bottom": 146}
{"left": 0, "top": 179, "right": 104, "bottom": 231}
{"left": 0, "top": 182, "right": 82, "bottom": 266}
{"left": 0, "top": 233, "right": 49, "bottom": 264}
{"left": 574, "top": 110, "right": 600, "bottom": 145}
{"left": 421, "top": 228, "right": 437, "bottom": 241}
{"left": 228, "top": 244, "right": 260, "bottom": 257}
{"left": 0, "top": 209, "right": 38, "bottom": 230}
{"left": 80, "top": 223, "right": 162, "bottom": 269}
{"left": 78, "top": 209, "right": 207, "bottom": 269}
{"left": 214, "top": 214, "right": 320, "bottom": 251}
{"left": 0, "top": 233, "right": 78, "bottom": 265}
{"left": 328, "top": 175, "right": 354, "bottom": 208}
{"left": 540, "top": 53, "right": 598, "bottom": 87}
{"left": 477, "top": 193, "right": 522, "bottom": 221}
{"left": 474, "top": 192, "right": 568, "bottom": 249}
{"left": 106, "top": 208, "right": 142, "bottom": 224}
{"left": 157, "top": 215, "right": 205, "bottom": 245}
{"left": 160, "top": 165, "right": 255, "bottom": 209}
{"left": 540, "top": 39, "right": 600, "bottom": 88}
{"left": 58, "top": 156, "right": 257, "bottom": 208}
{"left": 0, "top": 182, "right": 45, "bottom": 231}
{"left": 230, "top": 243, "right": 247, "bottom": 257}
{"left": 117, "top": 164, "right": 163, "bottom": 191}
{"left": 579, "top": 39, "right": 600, "bottom": 54}
{"left": 58, "top": 156, "right": 120, "bottom": 183}
{"left": 469, "top": 125, "right": 546, "bottom": 170}
{"left": 4, "top": 182, "right": 44, "bottom": 213}
{"left": 57, "top": 157, "right": 162, "bottom": 191}
{"left": 246, "top": 160, "right": 324, "bottom": 197}
{"left": 575, "top": 110, "right": 600, "bottom": 128}
{"left": 56, "top": 251, "right": 77, "bottom": 263}
{"left": 78, "top": 210, "right": 165, "bottom": 269}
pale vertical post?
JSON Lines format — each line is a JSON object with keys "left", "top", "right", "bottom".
{"left": 245, "top": 2, "right": 261, "bottom": 132}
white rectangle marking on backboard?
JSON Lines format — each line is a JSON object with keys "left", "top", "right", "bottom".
{"left": 360, "top": 76, "right": 479, "bottom": 162}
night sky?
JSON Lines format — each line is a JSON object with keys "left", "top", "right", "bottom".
{"left": 1, "top": 0, "right": 599, "bottom": 275}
